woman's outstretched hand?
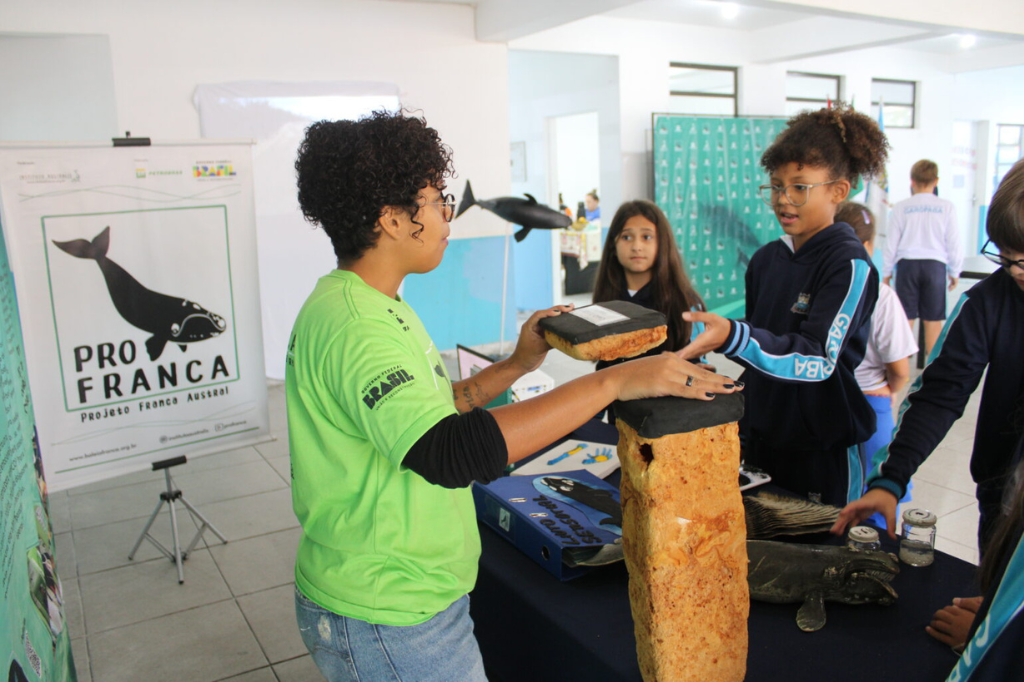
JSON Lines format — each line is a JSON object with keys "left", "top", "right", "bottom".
{"left": 509, "top": 304, "right": 575, "bottom": 374}
{"left": 610, "top": 352, "right": 742, "bottom": 403}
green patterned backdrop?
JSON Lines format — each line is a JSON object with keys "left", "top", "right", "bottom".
{"left": 653, "top": 115, "right": 788, "bottom": 318}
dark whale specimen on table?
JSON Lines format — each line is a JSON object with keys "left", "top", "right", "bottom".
{"left": 746, "top": 539, "right": 899, "bottom": 632}
{"left": 456, "top": 180, "right": 572, "bottom": 243}
{"left": 52, "top": 226, "right": 227, "bottom": 361}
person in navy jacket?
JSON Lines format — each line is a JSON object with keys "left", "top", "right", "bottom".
{"left": 681, "top": 104, "right": 889, "bottom": 506}
{"left": 834, "top": 157, "right": 1024, "bottom": 552}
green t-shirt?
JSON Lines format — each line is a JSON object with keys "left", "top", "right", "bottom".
{"left": 285, "top": 270, "right": 479, "bottom": 626}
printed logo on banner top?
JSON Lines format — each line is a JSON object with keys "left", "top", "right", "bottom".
{"left": 0, "top": 143, "right": 269, "bottom": 490}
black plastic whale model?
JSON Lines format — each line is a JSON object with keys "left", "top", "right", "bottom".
{"left": 52, "top": 226, "right": 227, "bottom": 361}
{"left": 456, "top": 180, "right": 572, "bottom": 242}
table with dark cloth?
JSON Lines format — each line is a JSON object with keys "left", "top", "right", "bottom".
{"left": 470, "top": 419, "right": 978, "bottom": 682}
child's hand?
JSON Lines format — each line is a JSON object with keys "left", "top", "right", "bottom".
{"left": 510, "top": 304, "right": 574, "bottom": 374}
{"left": 927, "top": 596, "right": 984, "bottom": 653}
{"left": 678, "top": 311, "right": 731, "bottom": 360}
{"left": 831, "top": 488, "right": 899, "bottom": 539}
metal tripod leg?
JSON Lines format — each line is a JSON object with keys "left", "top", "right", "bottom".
{"left": 128, "top": 462, "right": 228, "bottom": 584}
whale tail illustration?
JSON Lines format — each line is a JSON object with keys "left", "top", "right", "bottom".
{"left": 456, "top": 180, "right": 476, "bottom": 219}
{"left": 52, "top": 226, "right": 111, "bottom": 261}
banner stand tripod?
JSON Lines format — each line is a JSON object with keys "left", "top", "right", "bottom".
{"left": 128, "top": 455, "right": 228, "bottom": 583}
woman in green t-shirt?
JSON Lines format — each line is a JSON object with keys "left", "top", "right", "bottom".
{"left": 288, "top": 110, "right": 741, "bottom": 682}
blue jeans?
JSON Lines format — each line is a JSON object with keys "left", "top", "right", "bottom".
{"left": 294, "top": 587, "right": 488, "bottom": 682}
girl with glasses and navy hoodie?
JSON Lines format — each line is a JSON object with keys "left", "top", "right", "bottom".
{"left": 681, "top": 104, "right": 889, "bottom": 508}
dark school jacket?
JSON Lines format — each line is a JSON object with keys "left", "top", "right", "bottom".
{"left": 869, "top": 268, "right": 1024, "bottom": 500}
{"left": 717, "top": 222, "right": 878, "bottom": 451}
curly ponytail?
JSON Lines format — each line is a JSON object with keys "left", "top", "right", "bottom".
{"left": 761, "top": 103, "right": 890, "bottom": 185}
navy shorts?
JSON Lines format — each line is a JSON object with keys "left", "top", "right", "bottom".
{"left": 894, "top": 259, "right": 947, "bottom": 320}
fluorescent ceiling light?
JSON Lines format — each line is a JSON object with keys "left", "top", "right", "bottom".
{"left": 720, "top": 2, "right": 740, "bottom": 20}
{"left": 958, "top": 34, "right": 977, "bottom": 49}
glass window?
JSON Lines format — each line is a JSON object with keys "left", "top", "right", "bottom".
{"left": 999, "top": 124, "right": 1022, "bottom": 146}
{"left": 668, "top": 63, "right": 737, "bottom": 116}
{"left": 995, "top": 124, "right": 1024, "bottom": 187}
{"left": 782, "top": 73, "right": 839, "bottom": 103}
{"left": 871, "top": 79, "right": 916, "bottom": 128}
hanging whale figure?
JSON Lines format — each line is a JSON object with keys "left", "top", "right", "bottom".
{"left": 746, "top": 539, "right": 899, "bottom": 632}
{"left": 456, "top": 180, "right": 572, "bottom": 243}
{"left": 51, "top": 226, "right": 227, "bottom": 362}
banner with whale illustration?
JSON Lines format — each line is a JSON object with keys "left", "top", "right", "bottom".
{"left": 0, "top": 143, "right": 270, "bottom": 491}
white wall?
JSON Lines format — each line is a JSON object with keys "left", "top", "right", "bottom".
{"left": 508, "top": 50, "right": 621, "bottom": 213}
{"left": 508, "top": 14, "right": 1024, "bottom": 260}
{"left": 511, "top": 16, "right": 964, "bottom": 207}
{"left": 0, "top": 34, "right": 117, "bottom": 141}
{"left": 953, "top": 64, "right": 1024, "bottom": 204}
{"left": 508, "top": 49, "right": 621, "bottom": 309}
{"left": 0, "top": 0, "right": 512, "bottom": 240}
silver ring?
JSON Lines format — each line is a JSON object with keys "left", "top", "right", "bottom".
{"left": 685, "top": 375, "right": 695, "bottom": 387}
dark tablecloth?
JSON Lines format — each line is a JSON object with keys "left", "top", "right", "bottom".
{"left": 471, "top": 420, "right": 978, "bottom": 682}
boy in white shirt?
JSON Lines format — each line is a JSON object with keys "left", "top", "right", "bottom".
{"left": 883, "top": 159, "right": 961, "bottom": 357}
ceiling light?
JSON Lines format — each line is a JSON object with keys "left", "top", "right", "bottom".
{"left": 959, "top": 34, "right": 977, "bottom": 49}
{"left": 720, "top": 2, "right": 740, "bottom": 20}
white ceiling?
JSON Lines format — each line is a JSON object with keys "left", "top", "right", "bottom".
{"left": 605, "top": 0, "right": 812, "bottom": 32}
{"left": 392, "top": 0, "right": 1024, "bottom": 57}
{"left": 605, "top": 0, "right": 1024, "bottom": 55}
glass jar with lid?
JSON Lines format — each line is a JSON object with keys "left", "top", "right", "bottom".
{"left": 847, "top": 525, "right": 882, "bottom": 551}
{"left": 899, "top": 508, "right": 937, "bottom": 566}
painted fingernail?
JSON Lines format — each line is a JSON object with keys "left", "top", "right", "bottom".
{"left": 734, "top": 380, "right": 745, "bottom": 388}
{"left": 724, "top": 383, "right": 735, "bottom": 389}
{"left": 705, "top": 392, "right": 716, "bottom": 398}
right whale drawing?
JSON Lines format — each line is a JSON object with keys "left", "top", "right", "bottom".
{"left": 52, "top": 226, "right": 227, "bottom": 361}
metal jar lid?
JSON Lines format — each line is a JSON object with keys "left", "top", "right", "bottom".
{"left": 849, "top": 525, "right": 880, "bottom": 543}
{"left": 902, "top": 508, "right": 937, "bottom": 527}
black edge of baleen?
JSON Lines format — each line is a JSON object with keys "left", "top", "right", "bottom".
{"left": 613, "top": 393, "right": 745, "bottom": 439}
{"left": 537, "top": 300, "right": 667, "bottom": 345}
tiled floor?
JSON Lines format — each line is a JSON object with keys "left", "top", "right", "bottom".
{"left": 53, "top": 316, "right": 984, "bottom": 681}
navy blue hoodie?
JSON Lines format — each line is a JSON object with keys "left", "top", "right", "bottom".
{"left": 869, "top": 268, "right": 1024, "bottom": 502}
{"left": 717, "top": 222, "right": 878, "bottom": 451}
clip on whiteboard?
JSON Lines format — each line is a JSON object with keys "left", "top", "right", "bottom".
{"left": 112, "top": 131, "right": 151, "bottom": 147}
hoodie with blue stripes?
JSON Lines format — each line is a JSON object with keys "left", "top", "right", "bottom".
{"left": 868, "top": 268, "right": 1024, "bottom": 502}
{"left": 718, "top": 222, "right": 878, "bottom": 451}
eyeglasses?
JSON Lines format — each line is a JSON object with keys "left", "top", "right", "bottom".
{"left": 758, "top": 180, "right": 839, "bottom": 207}
{"left": 981, "top": 240, "right": 1024, "bottom": 271}
{"left": 423, "top": 193, "right": 456, "bottom": 223}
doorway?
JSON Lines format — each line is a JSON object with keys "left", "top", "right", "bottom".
{"left": 950, "top": 120, "right": 982, "bottom": 255}
{"left": 548, "top": 111, "right": 601, "bottom": 302}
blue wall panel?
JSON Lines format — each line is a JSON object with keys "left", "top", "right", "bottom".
{"left": 513, "top": 229, "right": 554, "bottom": 311}
{"left": 404, "top": 236, "right": 519, "bottom": 352}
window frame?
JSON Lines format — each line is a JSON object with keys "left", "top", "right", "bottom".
{"left": 785, "top": 71, "right": 841, "bottom": 114}
{"left": 668, "top": 62, "right": 738, "bottom": 117}
{"left": 871, "top": 78, "right": 917, "bottom": 129}
{"left": 994, "top": 123, "right": 1024, "bottom": 187}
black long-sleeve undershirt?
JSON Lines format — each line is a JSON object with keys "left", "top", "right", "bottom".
{"left": 402, "top": 407, "right": 508, "bottom": 489}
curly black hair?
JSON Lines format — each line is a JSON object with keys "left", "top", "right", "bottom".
{"left": 295, "top": 110, "right": 455, "bottom": 263}
{"left": 761, "top": 103, "right": 889, "bottom": 186}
